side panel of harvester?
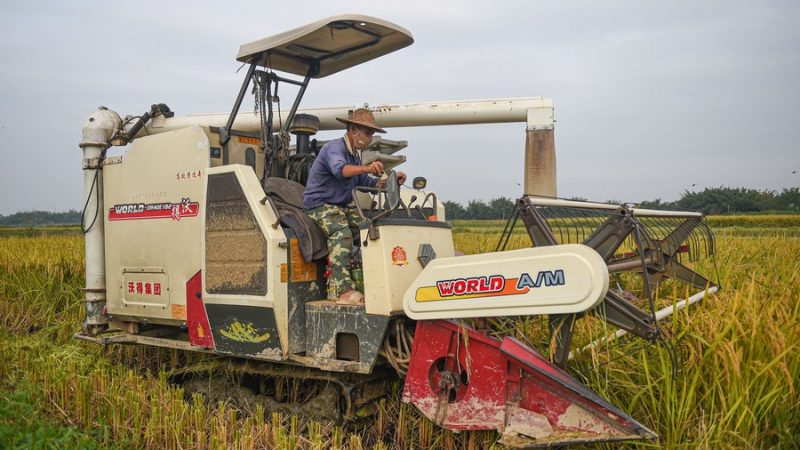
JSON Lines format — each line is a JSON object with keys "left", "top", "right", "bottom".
{"left": 362, "top": 222, "right": 455, "bottom": 316}
{"left": 403, "top": 245, "right": 609, "bottom": 320}
{"left": 103, "top": 127, "right": 211, "bottom": 326}
{"left": 102, "top": 127, "right": 293, "bottom": 360}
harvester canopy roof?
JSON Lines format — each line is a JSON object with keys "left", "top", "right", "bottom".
{"left": 236, "top": 15, "right": 413, "bottom": 78}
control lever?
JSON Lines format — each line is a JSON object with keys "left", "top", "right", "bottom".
{"left": 408, "top": 195, "right": 425, "bottom": 219}
{"left": 416, "top": 193, "right": 439, "bottom": 221}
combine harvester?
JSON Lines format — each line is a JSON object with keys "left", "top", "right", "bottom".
{"left": 76, "top": 15, "right": 718, "bottom": 447}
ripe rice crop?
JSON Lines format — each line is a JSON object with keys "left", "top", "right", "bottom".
{"left": 0, "top": 218, "right": 798, "bottom": 449}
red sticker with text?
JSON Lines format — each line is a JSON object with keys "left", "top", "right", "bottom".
{"left": 109, "top": 198, "right": 199, "bottom": 221}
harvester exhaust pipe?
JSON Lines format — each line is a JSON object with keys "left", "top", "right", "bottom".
{"left": 289, "top": 113, "right": 321, "bottom": 154}
{"left": 79, "top": 107, "right": 122, "bottom": 336}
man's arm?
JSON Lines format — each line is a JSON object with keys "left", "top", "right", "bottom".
{"left": 342, "top": 161, "right": 384, "bottom": 178}
{"left": 341, "top": 160, "right": 406, "bottom": 187}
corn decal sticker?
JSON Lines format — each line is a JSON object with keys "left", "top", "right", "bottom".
{"left": 219, "top": 320, "right": 272, "bottom": 343}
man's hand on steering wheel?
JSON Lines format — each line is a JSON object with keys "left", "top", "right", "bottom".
{"left": 376, "top": 170, "right": 406, "bottom": 188}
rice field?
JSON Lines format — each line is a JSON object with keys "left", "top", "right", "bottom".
{"left": 1, "top": 215, "right": 799, "bottom": 449}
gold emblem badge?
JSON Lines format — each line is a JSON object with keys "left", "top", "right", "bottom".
{"left": 392, "top": 245, "right": 408, "bottom": 266}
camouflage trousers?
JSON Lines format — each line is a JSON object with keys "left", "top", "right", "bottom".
{"left": 306, "top": 204, "right": 364, "bottom": 300}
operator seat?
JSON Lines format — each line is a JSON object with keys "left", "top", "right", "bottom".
{"left": 263, "top": 178, "right": 327, "bottom": 262}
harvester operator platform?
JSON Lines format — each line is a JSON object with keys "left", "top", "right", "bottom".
{"left": 303, "top": 108, "right": 406, "bottom": 305}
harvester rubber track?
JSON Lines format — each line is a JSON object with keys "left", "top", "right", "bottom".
{"left": 168, "top": 358, "right": 396, "bottom": 423}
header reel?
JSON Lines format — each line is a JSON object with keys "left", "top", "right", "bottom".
{"left": 499, "top": 196, "right": 719, "bottom": 368}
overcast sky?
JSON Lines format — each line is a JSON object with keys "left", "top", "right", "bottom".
{"left": 1, "top": 1, "right": 798, "bottom": 215}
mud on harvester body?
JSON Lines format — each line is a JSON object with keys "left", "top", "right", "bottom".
{"left": 76, "top": 15, "right": 718, "bottom": 447}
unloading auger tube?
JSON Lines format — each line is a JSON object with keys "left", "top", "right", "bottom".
{"left": 73, "top": 14, "right": 721, "bottom": 448}
{"left": 122, "top": 97, "right": 558, "bottom": 198}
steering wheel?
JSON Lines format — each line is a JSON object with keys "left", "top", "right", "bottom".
{"left": 384, "top": 171, "right": 401, "bottom": 212}
{"left": 353, "top": 170, "right": 406, "bottom": 219}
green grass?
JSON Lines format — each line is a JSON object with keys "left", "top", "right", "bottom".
{"left": 1, "top": 222, "right": 799, "bottom": 449}
{"left": 0, "top": 389, "right": 106, "bottom": 450}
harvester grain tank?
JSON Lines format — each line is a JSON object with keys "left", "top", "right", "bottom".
{"left": 76, "top": 15, "right": 718, "bottom": 447}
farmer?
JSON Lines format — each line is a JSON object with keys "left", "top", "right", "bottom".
{"left": 303, "top": 108, "right": 406, "bottom": 304}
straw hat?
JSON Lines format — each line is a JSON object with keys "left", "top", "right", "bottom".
{"left": 336, "top": 108, "right": 386, "bottom": 133}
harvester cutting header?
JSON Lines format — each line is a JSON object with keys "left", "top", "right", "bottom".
{"left": 76, "top": 15, "right": 718, "bottom": 447}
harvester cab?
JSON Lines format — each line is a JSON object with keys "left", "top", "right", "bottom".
{"left": 76, "top": 14, "right": 720, "bottom": 447}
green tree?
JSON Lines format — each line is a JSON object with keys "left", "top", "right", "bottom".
{"left": 488, "top": 197, "right": 515, "bottom": 220}
{"left": 636, "top": 198, "right": 676, "bottom": 210}
{"left": 677, "top": 187, "right": 779, "bottom": 214}
{"left": 442, "top": 201, "right": 465, "bottom": 220}
{"left": 466, "top": 200, "right": 492, "bottom": 220}
{"left": 0, "top": 210, "right": 81, "bottom": 226}
{"left": 777, "top": 187, "right": 800, "bottom": 211}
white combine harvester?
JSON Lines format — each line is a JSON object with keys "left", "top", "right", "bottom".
{"left": 76, "top": 15, "right": 718, "bottom": 447}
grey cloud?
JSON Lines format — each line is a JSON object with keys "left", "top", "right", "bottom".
{"left": 1, "top": 0, "right": 798, "bottom": 214}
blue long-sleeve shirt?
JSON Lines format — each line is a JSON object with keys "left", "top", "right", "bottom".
{"left": 303, "top": 137, "right": 378, "bottom": 210}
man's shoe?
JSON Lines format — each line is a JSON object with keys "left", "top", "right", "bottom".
{"left": 337, "top": 289, "right": 365, "bottom": 305}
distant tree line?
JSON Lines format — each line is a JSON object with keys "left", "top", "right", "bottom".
{"left": 1, "top": 187, "right": 797, "bottom": 225}
{"left": 442, "top": 197, "right": 517, "bottom": 220}
{"left": 636, "top": 187, "right": 799, "bottom": 215}
{"left": 0, "top": 210, "right": 82, "bottom": 227}
{"left": 444, "top": 187, "right": 800, "bottom": 219}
